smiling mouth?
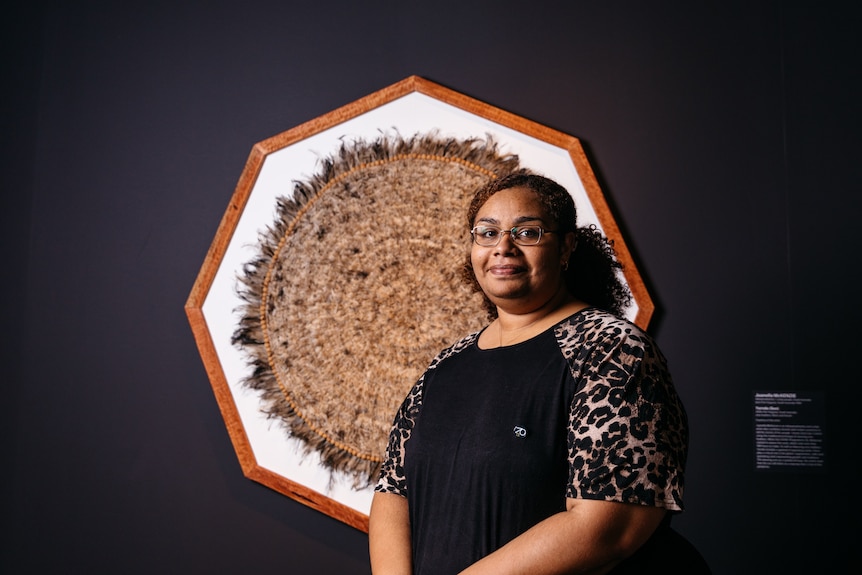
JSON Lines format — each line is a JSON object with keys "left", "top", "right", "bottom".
{"left": 489, "top": 265, "right": 526, "bottom": 277}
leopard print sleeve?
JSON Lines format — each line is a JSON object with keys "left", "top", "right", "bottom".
{"left": 374, "top": 332, "right": 480, "bottom": 496}
{"left": 557, "top": 309, "right": 689, "bottom": 511}
{"left": 373, "top": 372, "right": 425, "bottom": 496}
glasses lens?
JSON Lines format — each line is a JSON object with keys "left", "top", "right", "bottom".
{"left": 514, "top": 226, "right": 542, "bottom": 245}
{"left": 472, "top": 226, "right": 500, "bottom": 246}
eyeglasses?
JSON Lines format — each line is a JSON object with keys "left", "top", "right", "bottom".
{"left": 470, "top": 225, "right": 557, "bottom": 247}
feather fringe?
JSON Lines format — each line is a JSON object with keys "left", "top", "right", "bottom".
{"left": 231, "top": 131, "right": 520, "bottom": 488}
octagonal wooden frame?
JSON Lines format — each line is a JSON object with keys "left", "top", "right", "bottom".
{"left": 185, "top": 76, "right": 654, "bottom": 532}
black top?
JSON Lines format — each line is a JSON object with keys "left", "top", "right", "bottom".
{"left": 377, "top": 308, "right": 688, "bottom": 575}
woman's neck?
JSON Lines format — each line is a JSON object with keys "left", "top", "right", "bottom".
{"left": 483, "top": 288, "right": 588, "bottom": 348}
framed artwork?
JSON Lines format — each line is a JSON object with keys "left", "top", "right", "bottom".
{"left": 185, "top": 76, "right": 653, "bottom": 532}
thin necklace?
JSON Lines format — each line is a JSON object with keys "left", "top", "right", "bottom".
{"left": 497, "top": 316, "right": 544, "bottom": 347}
{"left": 496, "top": 293, "right": 580, "bottom": 347}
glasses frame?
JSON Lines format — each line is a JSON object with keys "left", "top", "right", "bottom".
{"left": 470, "top": 224, "right": 557, "bottom": 247}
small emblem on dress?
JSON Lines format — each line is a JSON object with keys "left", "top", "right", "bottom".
{"left": 513, "top": 426, "right": 528, "bottom": 438}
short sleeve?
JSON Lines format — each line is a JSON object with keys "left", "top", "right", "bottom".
{"left": 374, "top": 374, "right": 425, "bottom": 496}
{"left": 562, "top": 316, "right": 688, "bottom": 511}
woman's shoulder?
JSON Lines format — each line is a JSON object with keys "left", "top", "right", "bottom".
{"left": 555, "top": 307, "right": 658, "bottom": 356}
{"left": 558, "top": 306, "right": 647, "bottom": 335}
{"left": 426, "top": 330, "right": 481, "bottom": 371}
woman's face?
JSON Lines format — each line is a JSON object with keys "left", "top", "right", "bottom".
{"left": 470, "top": 187, "right": 573, "bottom": 314}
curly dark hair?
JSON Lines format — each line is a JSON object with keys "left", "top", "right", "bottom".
{"left": 461, "top": 171, "right": 632, "bottom": 319}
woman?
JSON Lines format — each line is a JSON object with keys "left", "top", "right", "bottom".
{"left": 369, "top": 173, "right": 691, "bottom": 575}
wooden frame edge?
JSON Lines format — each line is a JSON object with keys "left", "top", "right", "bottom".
{"left": 184, "top": 305, "right": 257, "bottom": 471}
{"left": 248, "top": 466, "right": 370, "bottom": 532}
{"left": 566, "top": 142, "right": 655, "bottom": 330}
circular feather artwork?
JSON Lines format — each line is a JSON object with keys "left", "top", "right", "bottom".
{"left": 231, "top": 133, "right": 521, "bottom": 486}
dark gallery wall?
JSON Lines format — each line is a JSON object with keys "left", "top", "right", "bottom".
{"left": 3, "top": 1, "right": 858, "bottom": 573}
